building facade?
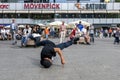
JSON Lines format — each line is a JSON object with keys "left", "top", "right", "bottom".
{"left": 0, "top": 0, "right": 49, "bottom": 3}
{"left": 0, "top": 1, "right": 120, "bottom": 27}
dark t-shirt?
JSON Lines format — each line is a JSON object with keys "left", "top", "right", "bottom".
{"left": 41, "top": 45, "right": 56, "bottom": 60}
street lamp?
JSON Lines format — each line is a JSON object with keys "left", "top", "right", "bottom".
{"left": 53, "top": 0, "right": 55, "bottom": 3}
{"left": 53, "top": 0, "right": 56, "bottom": 21}
{"left": 77, "top": 0, "right": 80, "bottom": 3}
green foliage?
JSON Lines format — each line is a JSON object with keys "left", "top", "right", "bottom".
{"left": 115, "top": 0, "right": 120, "bottom": 2}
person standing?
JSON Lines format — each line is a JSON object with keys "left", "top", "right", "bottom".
{"left": 114, "top": 28, "right": 120, "bottom": 44}
{"left": 44, "top": 27, "right": 50, "bottom": 40}
{"left": 59, "top": 21, "right": 66, "bottom": 43}
{"left": 108, "top": 28, "right": 112, "bottom": 38}
{"left": 50, "top": 26, "right": 55, "bottom": 38}
{"left": 10, "top": 19, "right": 18, "bottom": 45}
{"left": 89, "top": 25, "right": 94, "bottom": 43}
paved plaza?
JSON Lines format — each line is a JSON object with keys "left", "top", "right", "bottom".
{"left": 0, "top": 38, "right": 120, "bottom": 80}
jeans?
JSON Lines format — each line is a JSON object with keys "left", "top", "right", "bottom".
{"left": 56, "top": 41, "right": 73, "bottom": 50}
{"left": 11, "top": 30, "right": 17, "bottom": 44}
{"left": 89, "top": 34, "right": 94, "bottom": 43}
{"left": 21, "top": 36, "right": 27, "bottom": 45}
{"left": 36, "top": 39, "right": 73, "bottom": 50}
{"left": 21, "top": 34, "right": 30, "bottom": 46}
{"left": 114, "top": 37, "right": 119, "bottom": 44}
{"left": 50, "top": 31, "right": 55, "bottom": 37}
{"left": 45, "top": 34, "right": 48, "bottom": 39}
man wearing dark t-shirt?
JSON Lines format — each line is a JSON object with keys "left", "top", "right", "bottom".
{"left": 36, "top": 38, "right": 79, "bottom": 68}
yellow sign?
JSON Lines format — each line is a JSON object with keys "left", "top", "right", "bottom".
{"left": 105, "top": 0, "right": 110, "bottom": 3}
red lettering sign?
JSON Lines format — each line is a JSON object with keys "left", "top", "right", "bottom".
{"left": 24, "top": 3, "right": 60, "bottom": 9}
{"left": 0, "top": 4, "right": 9, "bottom": 9}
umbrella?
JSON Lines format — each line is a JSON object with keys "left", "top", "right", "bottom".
{"left": 5, "top": 25, "right": 10, "bottom": 28}
{"left": 48, "top": 21, "right": 68, "bottom": 26}
{"left": 37, "top": 23, "right": 45, "bottom": 26}
{"left": 37, "top": 23, "right": 46, "bottom": 29}
{"left": 48, "top": 21, "right": 68, "bottom": 28}
{"left": 18, "top": 25, "right": 25, "bottom": 28}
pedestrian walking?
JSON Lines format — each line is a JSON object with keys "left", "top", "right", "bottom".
{"left": 114, "top": 28, "right": 120, "bottom": 44}
{"left": 89, "top": 25, "right": 94, "bottom": 43}
{"left": 44, "top": 27, "right": 49, "bottom": 40}
{"left": 10, "top": 19, "right": 18, "bottom": 45}
{"left": 59, "top": 21, "right": 66, "bottom": 43}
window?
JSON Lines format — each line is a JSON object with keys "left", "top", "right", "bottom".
{"left": 76, "top": 14, "right": 81, "bottom": 18}
{"left": 1, "top": 0, "right": 8, "bottom": 3}
{"left": 55, "top": 14, "right": 60, "bottom": 18}
{"left": 109, "top": 13, "right": 118, "bottom": 18}
{"left": 0, "top": 14, "right": 3, "bottom": 18}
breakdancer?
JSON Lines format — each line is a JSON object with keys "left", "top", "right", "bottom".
{"left": 36, "top": 37, "right": 79, "bottom": 68}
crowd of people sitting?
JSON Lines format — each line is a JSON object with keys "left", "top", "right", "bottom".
{"left": 0, "top": 26, "right": 22, "bottom": 40}
{"left": 0, "top": 25, "right": 42, "bottom": 44}
{"left": 0, "top": 21, "right": 94, "bottom": 46}
{"left": 0, "top": 27, "right": 11, "bottom": 40}
{"left": 0, "top": 21, "right": 120, "bottom": 46}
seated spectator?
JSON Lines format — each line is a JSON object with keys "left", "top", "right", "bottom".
{"left": 21, "top": 25, "right": 32, "bottom": 47}
{"left": 5, "top": 27, "right": 11, "bottom": 40}
{"left": 77, "top": 25, "right": 91, "bottom": 45}
{"left": 36, "top": 25, "right": 42, "bottom": 35}
{"left": 16, "top": 28, "right": 22, "bottom": 40}
{"left": 29, "top": 26, "right": 41, "bottom": 45}
{"left": 1, "top": 27, "right": 7, "bottom": 40}
{"left": 69, "top": 27, "right": 77, "bottom": 40}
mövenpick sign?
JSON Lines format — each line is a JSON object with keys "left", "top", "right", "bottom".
{"left": 0, "top": 4, "right": 9, "bottom": 9}
{"left": 0, "top": 3, "right": 60, "bottom": 10}
{"left": 24, "top": 3, "right": 60, "bottom": 9}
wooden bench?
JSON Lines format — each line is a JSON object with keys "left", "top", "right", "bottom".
{"left": 26, "top": 39, "right": 36, "bottom": 47}
{"left": 77, "top": 37, "right": 86, "bottom": 44}
{"left": 7, "top": 34, "right": 12, "bottom": 40}
{"left": 24, "top": 36, "right": 42, "bottom": 47}
{"left": 0, "top": 35, "right": 2, "bottom": 40}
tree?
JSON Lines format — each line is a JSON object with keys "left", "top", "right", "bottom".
{"left": 115, "top": 0, "right": 120, "bottom": 2}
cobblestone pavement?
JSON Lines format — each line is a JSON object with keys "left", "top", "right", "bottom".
{"left": 0, "top": 38, "right": 120, "bottom": 80}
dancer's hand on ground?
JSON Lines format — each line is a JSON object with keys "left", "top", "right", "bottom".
{"left": 61, "top": 59, "right": 65, "bottom": 65}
